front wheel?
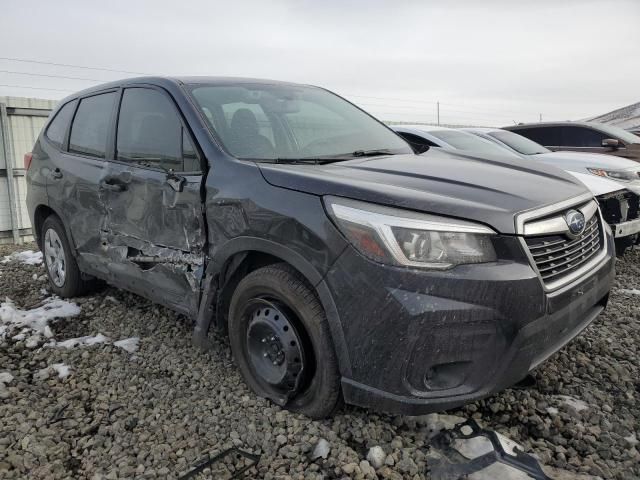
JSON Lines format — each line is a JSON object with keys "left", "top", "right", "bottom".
{"left": 228, "top": 264, "right": 342, "bottom": 419}
{"left": 41, "top": 215, "right": 94, "bottom": 298}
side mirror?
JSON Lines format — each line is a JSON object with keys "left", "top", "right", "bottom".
{"left": 602, "top": 138, "right": 620, "bottom": 149}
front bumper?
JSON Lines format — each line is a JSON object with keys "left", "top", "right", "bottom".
{"left": 325, "top": 232, "right": 615, "bottom": 415}
{"left": 612, "top": 218, "right": 640, "bottom": 238}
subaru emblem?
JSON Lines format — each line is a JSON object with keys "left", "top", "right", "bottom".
{"left": 565, "top": 209, "right": 586, "bottom": 235}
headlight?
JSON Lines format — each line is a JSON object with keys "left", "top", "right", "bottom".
{"left": 324, "top": 196, "right": 497, "bottom": 269}
{"left": 588, "top": 168, "right": 639, "bottom": 183}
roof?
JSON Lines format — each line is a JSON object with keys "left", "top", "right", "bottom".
{"left": 56, "top": 75, "right": 314, "bottom": 104}
{"left": 461, "top": 127, "right": 498, "bottom": 134}
{"left": 392, "top": 124, "right": 453, "bottom": 132}
{"left": 505, "top": 120, "right": 603, "bottom": 129}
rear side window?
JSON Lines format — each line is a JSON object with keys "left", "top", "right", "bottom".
{"left": 45, "top": 101, "right": 76, "bottom": 149}
{"left": 560, "top": 126, "right": 607, "bottom": 147}
{"left": 69, "top": 93, "right": 116, "bottom": 158}
{"left": 117, "top": 88, "right": 198, "bottom": 172}
{"left": 513, "top": 127, "right": 561, "bottom": 147}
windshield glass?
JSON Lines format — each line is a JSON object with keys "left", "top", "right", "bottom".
{"left": 428, "top": 130, "right": 520, "bottom": 158}
{"left": 593, "top": 123, "right": 640, "bottom": 144}
{"left": 488, "top": 130, "right": 550, "bottom": 155}
{"left": 188, "top": 84, "right": 412, "bottom": 160}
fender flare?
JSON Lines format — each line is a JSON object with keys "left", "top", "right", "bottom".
{"left": 194, "top": 236, "right": 352, "bottom": 377}
{"left": 34, "top": 202, "right": 79, "bottom": 255}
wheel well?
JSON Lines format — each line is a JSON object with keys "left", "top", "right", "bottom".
{"left": 33, "top": 205, "right": 57, "bottom": 249}
{"left": 215, "top": 251, "right": 311, "bottom": 332}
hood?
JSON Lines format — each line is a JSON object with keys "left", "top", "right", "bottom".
{"left": 534, "top": 150, "right": 640, "bottom": 171}
{"left": 565, "top": 171, "right": 624, "bottom": 196}
{"left": 533, "top": 151, "right": 640, "bottom": 195}
{"left": 258, "top": 149, "right": 589, "bottom": 234}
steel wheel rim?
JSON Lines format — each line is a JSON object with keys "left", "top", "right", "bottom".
{"left": 245, "top": 298, "right": 306, "bottom": 399}
{"left": 44, "top": 228, "right": 66, "bottom": 287}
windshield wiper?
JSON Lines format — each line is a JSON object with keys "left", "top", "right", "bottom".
{"left": 271, "top": 155, "right": 354, "bottom": 164}
{"left": 255, "top": 150, "right": 399, "bottom": 165}
{"left": 351, "top": 149, "right": 398, "bottom": 157}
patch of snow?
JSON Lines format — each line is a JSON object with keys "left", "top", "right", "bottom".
{"left": 418, "top": 413, "right": 467, "bottom": 437}
{"left": 618, "top": 288, "right": 640, "bottom": 296}
{"left": 51, "top": 363, "right": 71, "bottom": 379}
{"left": 0, "top": 297, "right": 81, "bottom": 346}
{"left": 40, "top": 288, "right": 48, "bottom": 296}
{"left": 55, "top": 333, "right": 111, "bottom": 349}
{"left": 454, "top": 435, "right": 494, "bottom": 459}
{"left": 104, "top": 296, "right": 119, "bottom": 304}
{"left": 469, "top": 463, "right": 532, "bottom": 480}
{"left": 52, "top": 333, "right": 139, "bottom": 354}
{"left": 624, "top": 433, "right": 638, "bottom": 447}
{"left": 546, "top": 406, "right": 559, "bottom": 415}
{"left": 555, "top": 395, "right": 589, "bottom": 412}
{"left": 1, "top": 250, "right": 43, "bottom": 265}
{"left": 114, "top": 337, "right": 140, "bottom": 353}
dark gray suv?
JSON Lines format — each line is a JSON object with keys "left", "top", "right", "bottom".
{"left": 26, "top": 77, "right": 615, "bottom": 418}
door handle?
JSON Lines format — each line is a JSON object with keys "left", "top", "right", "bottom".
{"left": 51, "top": 168, "right": 63, "bottom": 179}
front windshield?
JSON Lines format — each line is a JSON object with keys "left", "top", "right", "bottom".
{"left": 188, "top": 83, "right": 412, "bottom": 160}
{"left": 593, "top": 123, "right": 640, "bottom": 144}
{"left": 428, "top": 130, "right": 520, "bottom": 158}
{"left": 488, "top": 130, "right": 550, "bottom": 155}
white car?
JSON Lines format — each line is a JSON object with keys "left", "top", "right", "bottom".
{"left": 392, "top": 124, "right": 640, "bottom": 254}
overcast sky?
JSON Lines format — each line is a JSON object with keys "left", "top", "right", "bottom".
{"left": 1, "top": 0, "right": 638, "bottom": 126}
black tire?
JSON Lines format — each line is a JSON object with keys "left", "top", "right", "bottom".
{"left": 41, "top": 215, "right": 94, "bottom": 298}
{"left": 228, "top": 264, "right": 342, "bottom": 419}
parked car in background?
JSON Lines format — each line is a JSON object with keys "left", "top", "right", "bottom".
{"left": 392, "top": 124, "right": 515, "bottom": 158}
{"left": 503, "top": 121, "right": 640, "bottom": 162}
{"left": 393, "top": 125, "right": 640, "bottom": 254}
{"left": 26, "top": 78, "right": 614, "bottom": 418}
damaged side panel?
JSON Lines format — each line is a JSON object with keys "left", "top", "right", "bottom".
{"left": 96, "top": 162, "right": 205, "bottom": 317}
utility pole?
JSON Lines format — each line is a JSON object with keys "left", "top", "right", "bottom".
{"left": 539, "top": 113, "right": 542, "bottom": 122}
{"left": 437, "top": 102, "right": 440, "bottom": 126}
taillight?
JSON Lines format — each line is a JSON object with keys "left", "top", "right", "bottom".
{"left": 24, "top": 152, "right": 33, "bottom": 170}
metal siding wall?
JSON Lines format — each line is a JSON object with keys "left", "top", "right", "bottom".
{"left": 0, "top": 96, "right": 56, "bottom": 243}
{"left": 0, "top": 181, "right": 11, "bottom": 231}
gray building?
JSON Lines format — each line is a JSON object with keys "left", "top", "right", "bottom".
{"left": 0, "top": 96, "right": 56, "bottom": 244}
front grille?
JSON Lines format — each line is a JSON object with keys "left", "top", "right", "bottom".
{"left": 525, "top": 214, "right": 603, "bottom": 285}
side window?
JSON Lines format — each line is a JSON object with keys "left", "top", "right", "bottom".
{"left": 116, "top": 88, "right": 197, "bottom": 171}
{"left": 515, "top": 127, "right": 561, "bottom": 146}
{"left": 182, "top": 129, "right": 200, "bottom": 172}
{"left": 560, "top": 126, "right": 607, "bottom": 147}
{"left": 45, "top": 101, "right": 76, "bottom": 149}
{"left": 69, "top": 93, "right": 116, "bottom": 158}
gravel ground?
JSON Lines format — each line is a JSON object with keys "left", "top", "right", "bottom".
{"left": 0, "top": 242, "right": 638, "bottom": 479}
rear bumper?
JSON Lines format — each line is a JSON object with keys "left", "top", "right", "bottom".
{"left": 326, "top": 233, "right": 615, "bottom": 415}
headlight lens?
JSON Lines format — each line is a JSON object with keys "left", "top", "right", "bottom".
{"left": 324, "top": 196, "right": 497, "bottom": 269}
{"left": 588, "top": 168, "right": 639, "bottom": 183}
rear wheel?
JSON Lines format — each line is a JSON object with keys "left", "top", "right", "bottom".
{"left": 41, "top": 215, "right": 94, "bottom": 297}
{"left": 228, "top": 264, "right": 341, "bottom": 419}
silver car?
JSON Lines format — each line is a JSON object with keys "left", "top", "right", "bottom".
{"left": 392, "top": 125, "right": 640, "bottom": 254}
